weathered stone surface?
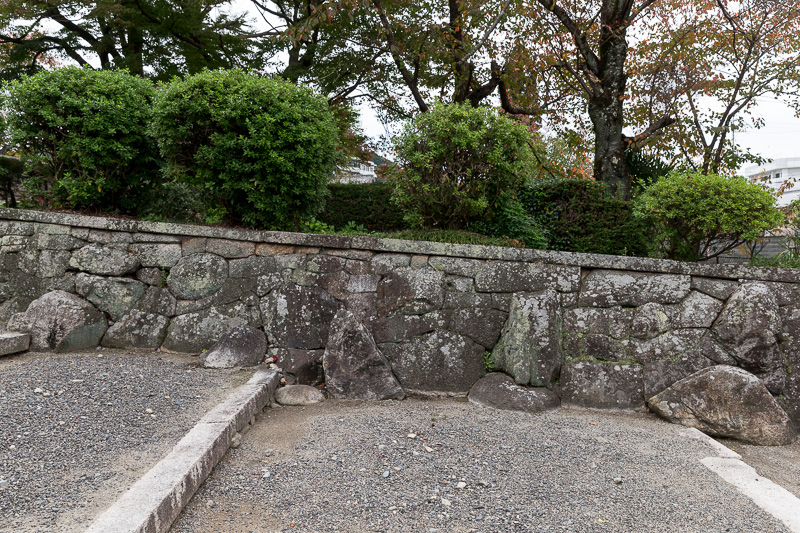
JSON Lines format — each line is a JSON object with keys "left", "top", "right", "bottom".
{"left": 36, "top": 233, "right": 84, "bottom": 250}
{"left": 712, "top": 282, "right": 784, "bottom": 373}
{"left": 347, "top": 274, "right": 380, "bottom": 293}
{"left": 137, "top": 286, "right": 177, "bottom": 316}
{"left": 18, "top": 247, "right": 71, "bottom": 278}
{"left": 490, "top": 290, "right": 562, "bottom": 386}
{"left": 255, "top": 243, "right": 294, "bottom": 256}
{"left": 131, "top": 243, "right": 182, "bottom": 268}
{"left": 167, "top": 253, "right": 228, "bottom": 300}
{"left": 205, "top": 239, "right": 255, "bottom": 258}
{"left": 0, "top": 332, "right": 30, "bottom": 356}
{"left": 256, "top": 273, "right": 284, "bottom": 297}
{"left": 561, "top": 361, "right": 644, "bottom": 410}
{"left": 756, "top": 368, "right": 787, "bottom": 395}
{"left": 626, "top": 329, "right": 706, "bottom": 364}
{"left": 690, "top": 277, "right": 738, "bottom": 300}
{"left": 316, "top": 271, "right": 350, "bottom": 300}
{"left": 275, "top": 385, "right": 325, "bottom": 406}
{"left": 132, "top": 232, "right": 181, "bottom": 243}
{"left": 69, "top": 244, "right": 140, "bottom": 276}
{"left": 648, "top": 365, "right": 797, "bottom": 446}
{"left": 8, "top": 290, "right": 107, "bottom": 352}
{"left": 323, "top": 309, "right": 404, "bottom": 400}
{"left": 443, "top": 292, "right": 493, "bottom": 309}
{"left": 261, "top": 284, "right": 339, "bottom": 350}
{"left": 428, "top": 256, "right": 485, "bottom": 277}
{"left": 271, "top": 348, "right": 324, "bottom": 385}
{"left": 666, "top": 291, "right": 723, "bottom": 328}
{"left": 377, "top": 267, "right": 444, "bottom": 316}
{"left": 201, "top": 325, "right": 266, "bottom": 368}
{"left": 306, "top": 254, "right": 345, "bottom": 273}
{"left": 563, "top": 307, "right": 633, "bottom": 339}
{"left": 75, "top": 274, "right": 147, "bottom": 321}
{"left": 0, "top": 220, "right": 34, "bottom": 236}
{"left": 371, "top": 311, "right": 450, "bottom": 343}
{"left": 342, "top": 292, "right": 378, "bottom": 324}
{"left": 344, "top": 259, "right": 370, "bottom": 275}
{"left": 575, "top": 333, "right": 632, "bottom": 362}
{"left": 696, "top": 331, "right": 737, "bottom": 365}
{"left": 135, "top": 267, "right": 165, "bottom": 287}
{"left": 643, "top": 351, "right": 714, "bottom": 399}
{"left": 578, "top": 270, "right": 691, "bottom": 307}
{"left": 784, "top": 372, "right": 800, "bottom": 427}
{"left": 174, "top": 277, "right": 259, "bottom": 315}
{"left": 228, "top": 256, "right": 276, "bottom": 278}
{"left": 161, "top": 303, "right": 255, "bottom": 353}
{"left": 370, "top": 254, "right": 411, "bottom": 275}
{"left": 181, "top": 237, "right": 207, "bottom": 255}
{"left": 468, "top": 373, "right": 560, "bottom": 413}
{"left": 450, "top": 307, "right": 507, "bottom": 349}
{"left": 762, "top": 281, "right": 800, "bottom": 307}
{"left": 444, "top": 275, "right": 474, "bottom": 292}
{"left": 474, "top": 262, "right": 580, "bottom": 293}
{"left": 391, "top": 331, "right": 484, "bottom": 395}
{"left": 630, "top": 303, "right": 670, "bottom": 339}
{"left": 101, "top": 309, "right": 169, "bottom": 350}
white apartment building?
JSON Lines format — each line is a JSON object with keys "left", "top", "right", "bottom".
{"left": 744, "top": 158, "right": 800, "bottom": 207}
{"left": 332, "top": 158, "right": 378, "bottom": 184}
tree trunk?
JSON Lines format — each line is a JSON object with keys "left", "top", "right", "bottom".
{"left": 589, "top": 98, "right": 630, "bottom": 199}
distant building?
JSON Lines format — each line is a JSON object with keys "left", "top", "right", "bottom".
{"left": 333, "top": 158, "right": 378, "bottom": 184}
{"left": 744, "top": 158, "right": 800, "bottom": 207}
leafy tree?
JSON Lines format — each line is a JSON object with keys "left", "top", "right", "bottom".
{"left": 634, "top": 171, "right": 784, "bottom": 261}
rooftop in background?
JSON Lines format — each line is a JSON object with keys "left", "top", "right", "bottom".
{"left": 744, "top": 158, "right": 800, "bottom": 207}
{"left": 332, "top": 158, "right": 378, "bottom": 184}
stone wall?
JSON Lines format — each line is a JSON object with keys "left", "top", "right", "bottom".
{"left": 1, "top": 208, "right": 799, "bottom": 428}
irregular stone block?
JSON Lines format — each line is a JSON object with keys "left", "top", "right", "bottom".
{"left": 36, "top": 234, "right": 84, "bottom": 250}
{"left": 690, "top": 277, "right": 738, "bottom": 300}
{"left": 75, "top": 274, "right": 147, "bottom": 321}
{"left": 784, "top": 372, "right": 800, "bottom": 427}
{"left": 347, "top": 274, "right": 380, "bottom": 293}
{"left": 490, "top": 290, "right": 562, "bottom": 386}
{"left": 274, "top": 254, "right": 307, "bottom": 270}
{"left": 227, "top": 256, "right": 277, "bottom": 278}
{"left": 666, "top": 290, "right": 723, "bottom": 329}
{"left": 271, "top": 348, "right": 324, "bottom": 385}
{"left": 578, "top": 270, "right": 690, "bottom": 307}
{"left": 137, "top": 286, "right": 177, "bottom": 317}
{"left": 161, "top": 303, "right": 257, "bottom": 353}
{"left": 761, "top": 281, "right": 800, "bottom": 306}
{"left": 0, "top": 221, "right": 34, "bottom": 236}
{"left": 181, "top": 237, "right": 207, "bottom": 255}
{"left": 468, "top": 373, "right": 560, "bottom": 413}
{"left": 370, "top": 254, "right": 411, "bottom": 275}
{"left": 391, "top": 331, "right": 484, "bottom": 395}
{"left": 136, "top": 267, "right": 165, "bottom": 287}
{"left": 201, "top": 325, "right": 266, "bottom": 368}
{"left": 0, "top": 332, "right": 30, "bottom": 356}
{"left": 444, "top": 275, "right": 474, "bottom": 292}
{"left": 371, "top": 311, "right": 450, "bottom": 343}
{"left": 712, "top": 282, "right": 784, "bottom": 373}
{"left": 643, "top": 351, "right": 714, "bottom": 399}
{"left": 565, "top": 307, "right": 637, "bottom": 339}
{"left": 167, "top": 253, "right": 228, "bottom": 300}
{"left": 648, "top": 365, "right": 797, "bottom": 446}
{"left": 8, "top": 290, "right": 107, "bottom": 352}
{"left": 261, "top": 284, "right": 339, "bottom": 350}
{"left": 561, "top": 361, "right": 644, "bottom": 410}
{"left": 132, "top": 232, "right": 181, "bottom": 243}
{"left": 428, "top": 256, "right": 486, "bottom": 277}
{"left": 275, "top": 385, "right": 325, "bottom": 405}
{"left": 256, "top": 273, "right": 284, "bottom": 297}
{"left": 377, "top": 267, "right": 444, "bottom": 316}
{"left": 131, "top": 243, "right": 182, "bottom": 268}
{"left": 256, "top": 243, "right": 294, "bottom": 256}
{"left": 630, "top": 303, "right": 670, "bottom": 339}
{"left": 316, "top": 271, "right": 350, "bottom": 300}
{"left": 696, "top": 331, "right": 737, "bottom": 365}
{"left": 474, "top": 262, "right": 580, "bottom": 293}
{"left": 70, "top": 244, "right": 140, "bottom": 276}
{"left": 579, "top": 333, "right": 632, "bottom": 362}
{"left": 101, "top": 309, "right": 169, "bottom": 350}
{"left": 323, "top": 309, "right": 404, "bottom": 400}
{"left": 443, "top": 292, "right": 493, "bottom": 309}
{"left": 626, "top": 329, "right": 705, "bottom": 364}
{"left": 342, "top": 292, "right": 378, "bottom": 324}
{"left": 450, "top": 307, "right": 507, "bottom": 349}
{"left": 306, "top": 255, "right": 345, "bottom": 273}
{"left": 344, "top": 259, "right": 370, "bottom": 275}
{"left": 205, "top": 239, "right": 255, "bottom": 258}
{"left": 756, "top": 368, "right": 788, "bottom": 396}
{"left": 174, "top": 277, "right": 259, "bottom": 315}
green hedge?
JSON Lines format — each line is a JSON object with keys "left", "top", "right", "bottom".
{"left": 520, "top": 178, "right": 650, "bottom": 257}
{"left": 318, "top": 183, "right": 406, "bottom": 231}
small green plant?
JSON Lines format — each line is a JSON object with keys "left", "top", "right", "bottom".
{"left": 635, "top": 171, "right": 784, "bottom": 261}
{"left": 483, "top": 351, "right": 496, "bottom": 372}
{"left": 390, "top": 102, "right": 533, "bottom": 230}
{"left": 160, "top": 267, "right": 168, "bottom": 288}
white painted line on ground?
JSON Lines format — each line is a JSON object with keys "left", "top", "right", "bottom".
{"left": 84, "top": 367, "right": 281, "bottom": 533}
{"left": 701, "top": 456, "right": 800, "bottom": 533}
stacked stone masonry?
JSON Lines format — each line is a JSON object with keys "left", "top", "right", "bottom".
{"left": 0, "top": 208, "right": 799, "bottom": 434}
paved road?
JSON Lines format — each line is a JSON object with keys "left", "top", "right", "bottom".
{"left": 171, "top": 398, "right": 793, "bottom": 533}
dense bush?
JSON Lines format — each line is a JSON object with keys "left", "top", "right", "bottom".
{"left": 2, "top": 66, "right": 159, "bottom": 212}
{"left": 472, "top": 192, "right": 548, "bottom": 248}
{"left": 635, "top": 171, "right": 784, "bottom": 261}
{"left": 151, "top": 69, "right": 338, "bottom": 230}
{"left": 391, "top": 102, "right": 533, "bottom": 229}
{"left": 0, "top": 155, "right": 23, "bottom": 207}
{"left": 318, "top": 183, "right": 406, "bottom": 231}
{"left": 519, "top": 178, "right": 651, "bottom": 256}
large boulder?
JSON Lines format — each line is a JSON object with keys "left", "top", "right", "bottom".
{"left": 202, "top": 325, "right": 267, "bottom": 368}
{"left": 8, "top": 290, "right": 107, "bottom": 352}
{"left": 468, "top": 373, "right": 560, "bottom": 413}
{"left": 75, "top": 274, "right": 147, "bottom": 321}
{"left": 101, "top": 309, "right": 169, "bottom": 350}
{"left": 167, "top": 253, "right": 228, "bottom": 300}
{"left": 647, "top": 365, "right": 797, "bottom": 446}
{"left": 490, "top": 290, "right": 562, "bottom": 387}
{"left": 712, "top": 282, "right": 783, "bottom": 373}
{"left": 323, "top": 309, "right": 404, "bottom": 400}
{"left": 261, "top": 284, "right": 339, "bottom": 350}
{"left": 161, "top": 303, "right": 256, "bottom": 353}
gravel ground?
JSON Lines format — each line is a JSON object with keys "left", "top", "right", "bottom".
{"left": 718, "top": 437, "right": 800, "bottom": 499}
{"left": 0, "top": 349, "right": 250, "bottom": 533}
{"left": 171, "top": 398, "right": 792, "bottom": 533}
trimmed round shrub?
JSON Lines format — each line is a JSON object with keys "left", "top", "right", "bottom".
{"left": 151, "top": 69, "right": 338, "bottom": 230}
{"left": 2, "top": 66, "right": 159, "bottom": 212}
{"left": 519, "top": 178, "right": 651, "bottom": 257}
{"left": 390, "top": 102, "right": 534, "bottom": 229}
{"left": 318, "top": 182, "right": 406, "bottom": 231}
{"left": 634, "top": 171, "right": 784, "bottom": 261}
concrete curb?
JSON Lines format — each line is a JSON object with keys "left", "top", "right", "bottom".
{"left": 680, "top": 427, "right": 800, "bottom": 532}
{"left": 84, "top": 367, "right": 281, "bottom": 533}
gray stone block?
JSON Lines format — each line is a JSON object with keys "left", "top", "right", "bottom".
{"left": 370, "top": 254, "right": 411, "bottom": 275}
{"left": 70, "top": 244, "right": 140, "bottom": 276}
{"left": 0, "top": 332, "right": 30, "bottom": 356}
{"left": 161, "top": 303, "right": 255, "bottom": 353}
{"left": 564, "top": 306, "right": 633, "bottom": 339}
{"left": 468, "top": 373, "right": 560, "bottom": 413}
{"left": 228, "top": 256, "right": 277, "bottom": 278}
{"left": 561, "top": 361, "right": 644, "bottom": 410}
{"left": 271, "top": 348, "right": 324, "bottom": 385}
{"left": 377, "top": 267, "right": 444, "bottom": 316}
{"left": 167, "top": 253, "right": 228, "bottom": 300}
{"left": 261, "top": 284, "right": 339, "bottom": 350}
{"left": 578, "top": 270, "right": 690, "bottom": 307}
{"left": 131, "top": 243, "right": 182, "bottom": 268}
{"left": 666, "top": 290, "right": 723, "bottom": 328}
{"left": 202, "top": 325, "right": 266, "bottom": 368}
{"left": 474, "top": 262, "right": 580, "bottom": 293}
{"left": 690, "top": 277, "right": 739, "bottom": 300}
{"left": 102, "top": 310, "right": 170, "bottom": 350}
{"left": 450, "top": 307, "right": 507, "bottom": 349}
{"left": 206, "top": 239, "right": 255, "bottom": 258}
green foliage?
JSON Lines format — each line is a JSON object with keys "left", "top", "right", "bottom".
{"left": 384, "top": 228, "right": 525, "bottom": 248}
{"left": 626, "top": 149, "right": 673, "bottom": 196}
{"left": 519, "top": 178, "right": 651, "bottom": 256}
{"left": 151, "top": 69, "right": 338, "bottom": 230}
{"left": 2, "top": 66, "right": 159, "bottom": 212}
{"left": 483, "top": 351, "right": 495, "bottom": 373}
{"left": 318, "top": 183, "right": 406, "bottom": 231}
{"left": 635, "top": 171, "right": 784, "bottom": 261}
{"left": 390, "top": 102, "right": 533, "bottom": 230}
{"left": 0, "top": 155, "right": 22, "bottom": 207}
{"left": 471, "top": 192, "right": 548, "bottom": 248}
